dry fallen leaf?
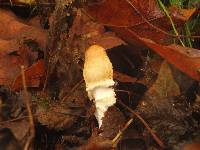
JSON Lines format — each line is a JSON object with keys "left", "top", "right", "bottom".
{"left": 85, "top": 0, "right": 196, "bottom": 44}
{"left": 12, "top": 60, "right": 45, "bottom": 91}
{"left": 148, "top": 61, "right": 181, "bottom": 98}
{"left": 69, "top": 9, "right": 126, "bottom": 52}
{"left": 0, "top": 9, "right": 46, "bottom": 48}
{"left": 183, "top": 143, "right": 200, "bottom": 150}
{"left": 0, "top": 54, "right": 26, "bottom": 86}
{"left": 0, "top": 120, "right": 30, "bottom": 141}
{"left": 0, "top": 39, "right": 19, "bottom": 56}
{"left": 0, "top": 40, "right": 40, "bottom": 88}
{"left": 141, "top": 38, "right": 200, "bottom": 81}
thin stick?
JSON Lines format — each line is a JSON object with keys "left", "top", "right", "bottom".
{"left": 21, "top": 66, "right": 35, "bottom": 150}
{"left": 42, "top": 60, "right": 49, "bottom": 92}
{"left": 112, "top": 118, "right": 134, "bottom": 147}
{"left": 0, "top": 2, "right": 55, "bottom": 7}
{"left": 61, "top": 79, "right": 84, "bottom": 102}
{"left": 0, "top": 115, "right": 37, "bottom": 125}
{"left": 118, "top": 99, "right": 165, "bottom": 148}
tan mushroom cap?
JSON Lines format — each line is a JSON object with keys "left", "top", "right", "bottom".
{"left": 83, "top": 45, "right": 115, "bottom": 91}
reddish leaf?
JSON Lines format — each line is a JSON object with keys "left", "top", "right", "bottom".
{"left": 183, "top": 143, "right": 200, "bottom": 150}
{"left": 12, "top": 60, "right": 45, "bottom": 91}
{"left": 0, "top": 55, "right": 24, "bottom": 86}
{"left": 85, "top": 0, "right": 195, "bottom": 44}
{"left": 0, "top": 9, "right": 47, "bottom": 48}
{"left": 87, "top": 32, "right": 126, "bottom": 49}
{"left": 140, "top": 38, "right": 200, "bottom": 81}
{"left": 0, "top": 38, "right": 40, "bottom": 87}
{"left": 68, "top": 9, "right": 126, "bottom": 53}
{"left": 80, "top": 140, "right": 112, "bottom": 150}
{"left": 0, "top": 39, "right": 19, "bottom": 56}
{"left": 85, "top": 0, "right": 164, "bottom": 27}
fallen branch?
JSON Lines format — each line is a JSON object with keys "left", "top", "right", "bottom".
{"left": 21, "top": 66, "right": 35, "bottom": 150}
{"left": 0, "top": 115, "right": 37, "bottom": 125}
{"left": 112, "top": 118, "right": 134, "bottom": 147}
{"left": 118, "top": 99, "right": 165, "bottom": 148}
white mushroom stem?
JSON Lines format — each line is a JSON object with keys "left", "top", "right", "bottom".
{"left": 88, "top": 86, "right": 116, "bottom": 127}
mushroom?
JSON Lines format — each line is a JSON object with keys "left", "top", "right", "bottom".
{"left": 83, "top": 45, "right": 116, "bottom": 127}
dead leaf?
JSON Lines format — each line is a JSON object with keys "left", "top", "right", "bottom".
{"left": 12, "top": 60, "right": 45, "bottom": 91}
{"left": 183, "top": 143, "right": 200, "bottom": 150}
{"left": 28, "top": 16, "right": 42, "bottom": 28}
{"left": 69, "top": 9, "right": 126, "bottom": 53}
{"left": 0, "top": 128, "right": 22, "bottom": 150}
{"left": 85, "top": 0, "right": 163, "bottom": 27}
{"left": 0, "top": 9, "right": 46, "bottom": 48}
{"left": 141, "top": 38, "right": 200, "bottom": 81}
{"left": 87, "top": 32, "right": 126, "bottom": 49}
{"left": 85, "top": 0, "right": 196, "bottom": 44}
{"left": 79, "top": 136, "right": 112, "bottom": 150}
{"left": 0, "top": 55, "right": 25, "bottom": 86}
{"left": 148, "top": 61, "right": 180, "bottom": 98}
{"left": 0, "top": 39, "right": 19, "bottom": 56}
{"left": 0, "top": 119, "right": 29, "bottom": 141}
{"left": 0, "top": 39, "right": 40, "bottom": 88}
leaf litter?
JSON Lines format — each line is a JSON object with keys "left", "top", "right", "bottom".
{"left": 0, "top": 0, "right": 200, "bottom": 150}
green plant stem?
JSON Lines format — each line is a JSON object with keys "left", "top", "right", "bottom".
{"left": 157, "top": 0, "right": 185, "bottom": 47}
{"left": 185, "top": 23, "right": 192, "bottom": 47}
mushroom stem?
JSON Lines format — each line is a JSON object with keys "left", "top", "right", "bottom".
{"left": 92, "top": 86, "right": 116, "bottom": 127}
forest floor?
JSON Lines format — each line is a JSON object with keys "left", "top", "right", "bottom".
{"left": 0, "top": 0, "right": 200, "bottom": 150}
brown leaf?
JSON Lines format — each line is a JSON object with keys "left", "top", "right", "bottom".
{"left": 12, "top": 60, "right": 45, "bottom": 91}
{"left": 0, "top": 9, "right": 46, "bottom": 48}
{"left": 69, "top": 9, "right": 125, "bottom": 52}
{"left": 85, "top": 0, "right": 196, "bottom": 44}
{"left": 0, "top": 120, "right": 30, "bottom": 141}
{"left": 87, "top": 32, "right": 126, "bottom": 50}
{"left": 0, "top": 54, "right": 25, "bottom": 86}
{"left": 28, "top": 16, "right": 41, "bottom": 28}
{"left": 79, "top": 136, "right": 113, "bottom": 150}
{"left": 183, "top": 143, "right": 200, "bottom": 150}
{"left": 0, "top": 39, "right": 40, "bottom": 88}
{"left": 0, "top": 39, "right": 19, "bottom": 56}
{"left": 148, "top": 61, "right": 180, "bottom": 98}
{"left": 85, "top": 0, "right": 163, "bottom": 27}
{"left": 140, "top": 38, "right": 200, "bottom": 81}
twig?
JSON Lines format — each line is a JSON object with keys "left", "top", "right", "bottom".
{"left": 0, "top": 115, "right": 37, "bottom": 125}
{"left": 112, "top": 118, "right": 134, "bottom": 147}
{"left": 118, "top": 99, "right": 165, "bottom": 148}
{"left": 21, "top": 66, "right": 35, "bottom": 150}
{"left": 0, "top": 2, "right": 55, "bottom": 7}
{"left": 61, "top": 79, "right": 84, "bottom": 102}
{"left": 115, "top": 89, "right": 131, "bottom": 101}
{"left": 42, "top": 60, "right": 50, "bottom": 92}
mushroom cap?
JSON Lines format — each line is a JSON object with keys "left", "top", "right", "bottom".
{"left": 83, "top": 45, "right": 114, "bottom": 91}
